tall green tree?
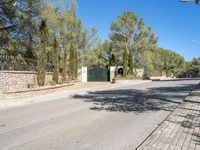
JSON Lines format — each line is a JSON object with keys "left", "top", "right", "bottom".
{"left": 80, "top": 27, "right": 101, "bottom": 66}
{"left": 133, "top": 19, "right": 158, "bottom": 78}
{"left": 110, "top": 11, "right": 138, "bottom": 69}
{"left": 36, "top": 20, "right": 49, "bottom": 86}
{"left": 161, "top": 49, "right": 185, "bottom": 77}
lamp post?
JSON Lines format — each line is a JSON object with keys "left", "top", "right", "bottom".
{"left": 180, "top": 0, "right": 200, "bottom": 4}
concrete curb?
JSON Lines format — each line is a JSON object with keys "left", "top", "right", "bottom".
{"left": 3, "top": 83, "right": 74, "bottom": 94}
{"left": 0, "top": 80, "right": 152, "bottom": 110}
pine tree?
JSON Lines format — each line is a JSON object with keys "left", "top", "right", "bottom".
{"left": 110, "top": 11, "right": 138, "bottom": 68}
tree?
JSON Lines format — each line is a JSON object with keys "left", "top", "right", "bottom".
{"left": 109, "top": 12, "right": 159, "bottom": 77}
{"left": 74, "top": 51, "right": 78, "bottom": 78}
{"left": 161, "top": 49, "right": 185, "bottom": 77}
{"left": 63, "top": 0, "right": 82, "bottom": 80}
{"left": 123, "top": 49, "right": 128, "bottom": 77}
{"left": 141, "top": 50, "right": 154, "bottom": 79}
{"left": 69, "top": 44, "right": 76, "bottom": 80}
{"left": 52, "top": 37, "right": 60, "bottom": 84}
{"left": 0, "top": 0, "right": 17, "bottom": 33}
{"left": 0, "top": 0, "right": 43, "bottom": 57}
{"left": 1, "top": 0, "right": 193, "bottom": 85}
{"left": 41, "top": 1, "right": 68, "bottom": 83}
{"left": 36, "top": 20, "right": 49, "bottom": 86}
{"left": 178, "top": 57, "right": 200, "bottom": 78}
{"left": 80, "top": 27, "right": 102, "bottom": 66}
{"left": 152, "top": 48, "right": 165, "bottom": 72}
{"left": 133, "top": 18, "right": 158, "bottom": 77}
{"left": 0, "top": 0, "right": 16, "bottom": 52}
{"left": 110, "top": 11, "right": 138, "bottom": 70}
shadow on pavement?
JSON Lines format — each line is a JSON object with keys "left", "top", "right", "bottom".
{"left": 73, "top": 83, "right": 197, "bottom": 113}
{"left": 153, "top": 79, "right": 200, "bottom": 82}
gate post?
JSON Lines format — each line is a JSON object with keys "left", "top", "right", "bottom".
{"left": 110, "top": 66, "right": 116, "bottom": 82}
{"left": 81, "top": 66, "right": 87, "bottom": 82}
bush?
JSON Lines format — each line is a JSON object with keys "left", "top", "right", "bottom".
{"left": 45, "top": 79, "right": 56, "bottom": 86}
{"left": 126, "top": 74, "right": 136, "bottom": 80}
{"left": 115, "top": 75, "right": 123, "bottom": 80}
{"left": 115, "top": 74, "right": 137, "bottom": 80}
{"left": 59, "top": 76, "right": 67, "bottom": 84}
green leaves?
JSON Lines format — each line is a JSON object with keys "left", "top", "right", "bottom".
{"left": 1, "top": 1, "right": 196, "bottom": 83}
{"left": 110, "top": 11, "right": 138, "bottom": 41}
{"left": 110, "top": 11, "right": 139, "bottom": 68}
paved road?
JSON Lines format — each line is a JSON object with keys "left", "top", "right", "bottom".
{"left": 0, "top": 80, "right": 199, "bottom": 150}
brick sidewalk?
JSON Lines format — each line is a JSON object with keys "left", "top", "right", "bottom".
{"left": 137, "top": 86, "right": 200, "bottom": 150}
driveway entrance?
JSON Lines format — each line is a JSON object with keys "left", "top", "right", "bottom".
{"left": 87, "top": 67, "right": 109, "bottom": 82}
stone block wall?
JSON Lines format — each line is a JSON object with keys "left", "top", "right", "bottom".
{"left": 0, "top": 71, "right": 55, "bottom": 93}
{"left": 0, "top": 71, "right": 38, "bottom": 93}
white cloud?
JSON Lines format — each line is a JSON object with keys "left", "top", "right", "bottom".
{"left": 192, "top": 40, "right": 200, "bottom": 45}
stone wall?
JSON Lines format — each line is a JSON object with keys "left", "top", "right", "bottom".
{"left": 0, "top": 71, "right": 53, "bottom": 93}
{"left": 0, "top": 71, "right": 38, "bottom": 93}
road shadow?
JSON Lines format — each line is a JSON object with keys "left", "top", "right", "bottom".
{"left": 153, "top": 79, "right": 200, "bottom": 82}
{"left": 73, "top": 83, "right": 197, "bottom": 113}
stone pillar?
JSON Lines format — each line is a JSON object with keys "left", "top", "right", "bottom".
{"left": 81, "top": 66, "right": 87, "bottom": 82}
{"left": 110, "top": 66, "right": 116, "bottom": 82}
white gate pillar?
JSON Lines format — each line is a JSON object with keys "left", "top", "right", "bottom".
{"left": 110, "top": 66, "right": 116, "bottom": 82}
{"left": 81, "top": 66, "right": 87, "bottom": 82}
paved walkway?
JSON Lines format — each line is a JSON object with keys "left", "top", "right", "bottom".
{"left": 137, "top": 86, "right": 200, "bottom": 150}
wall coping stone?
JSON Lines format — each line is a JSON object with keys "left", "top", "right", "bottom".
{"left": 0, "top": 71, "right": 37, "bottom": 74}
{"left": 0, "top": 71, "right": 54, "bottom": 75}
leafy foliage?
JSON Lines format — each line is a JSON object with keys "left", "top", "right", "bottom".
{"left": 0, "top": 1, "right": 198, "bottom": 86}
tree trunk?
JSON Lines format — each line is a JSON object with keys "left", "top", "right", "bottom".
{"left": 52, "top": 37, "right": 59, "bottom": 84}
{"left": 123, "top": 49, "right": 128, "bottom": 77}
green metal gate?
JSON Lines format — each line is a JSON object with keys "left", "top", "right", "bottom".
{"left": 87, "top": 67, "right": 109, "bottom": 82}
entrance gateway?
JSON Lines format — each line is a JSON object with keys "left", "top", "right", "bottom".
{"left": 81, "top": 66, "right": 116, "bottom": 82}
{"left": 87, "top": 67, "right": 110, "bottom": 82}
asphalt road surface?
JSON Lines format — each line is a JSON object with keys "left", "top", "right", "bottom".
{"left": 0, "top": 80, "right": 199, "bottom": 150}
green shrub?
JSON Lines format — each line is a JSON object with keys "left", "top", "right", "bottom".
{"left": 115, "top": 74, "right": 137, "bottom": 80}
{"left": 46, "top": 79, "right": 56, "bottom": 86}
{"left": 115, "top": 75, "right": 123, "bottom": 79}
{"left": 126, "top": 74, "right": 136, "bottom": 80}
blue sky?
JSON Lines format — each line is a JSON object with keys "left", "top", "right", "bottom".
{"left": 76, "top": 0, "right": 200, "bottom": 61}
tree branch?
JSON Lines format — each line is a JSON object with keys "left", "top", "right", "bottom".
{"left": 0, "top": 25, "right": 16, "bottom": 32}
